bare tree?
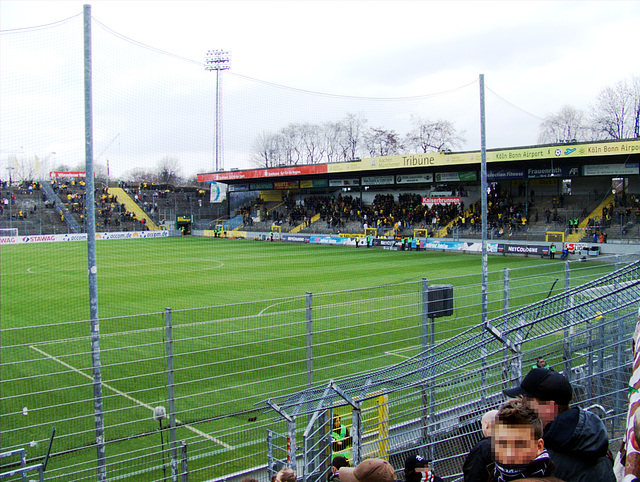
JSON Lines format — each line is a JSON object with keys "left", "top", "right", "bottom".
{"left": 338, "top": 113, "right": 368, "bottom": 160}
{"left": 156, "top": 156, "right": 182, "bottom": 185}
{"left": 365, "top": 127, "right": 403, "bottom": 157}
{"left": 405, "top": 116, "right": 466, "bottom": 152}
{"left": 251, "top": 131, "right": 281, "bottom": 168}
{"left": 322, "top": 121, "right": 343, "bottom": 163}
{"left": 125, "top": 167, "right": 153, "bottom": 184}
{"left": 13, "top": 155, "right": 37, "bottom": 182}
{"left": 590, "top": 78, "right": 637, "bottom": 139}
{"left": 538, "top": 105, "right": 588, "bottom": 143}
{"left": 631, "top": 75, "right": 640, "bottom": 138}
{"left": 300, "top": 123, "right": 326, "bottom": 164}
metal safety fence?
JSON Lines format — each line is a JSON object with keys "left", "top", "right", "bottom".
{"left": 1, "top": 255, "right": 639, "bottom": 481}
{"left": 263, "top": 257, "right": 640, "bottom": 481}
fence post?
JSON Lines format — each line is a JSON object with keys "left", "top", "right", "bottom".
{"left": 306, "top": 292, "right": 313, "bottom": 390}
{"left": 614, "top": 256, "right": 625, "bottom": 437}
{"left": 305, "top": 292, "right": 315, "bottom": 479}
{"left": 267, "top": 429, "right": 274, "bottom": 480}
{"left": 502, "top": 268, "right": 510, "bottom": 389}
{"left": 165, "top": 308, "right": 179, "bottom": 482}
{"left": 180, "top": 441, "right": 188, "bottom": 482}
{"left": 420, "top": 279, "right": 430, "bottom": 461}
{"left": 351, "top": 406, "right": 362, "bottom": 466}
{"left": 287, "top": 419, "right": 297, "bottom": 472}
{"left": 563, "top": 260, "right": 573, "bottom": 378}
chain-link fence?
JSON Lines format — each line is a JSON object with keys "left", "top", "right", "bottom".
{"left": 2, "top": 256, "right": 637, "bottom": 481}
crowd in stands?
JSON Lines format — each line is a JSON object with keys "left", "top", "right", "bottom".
{"left": 459, "top": 184, "right": 529, "bottom": 238}
{"left": 244, "top": 192, "right": 465, "bottom": 234}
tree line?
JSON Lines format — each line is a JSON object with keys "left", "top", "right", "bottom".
{"left": 538, "top": 76, "right": 640, "bottom": 144}
{"left": 251, "top": 113, "right": 466, "bottom": 168}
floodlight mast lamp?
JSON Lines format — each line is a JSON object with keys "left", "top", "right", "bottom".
{"left": 205, "top": 50, "right": 231, "bottom": 172}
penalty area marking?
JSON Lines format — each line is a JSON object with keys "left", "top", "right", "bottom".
{"left": 29, "top": 345, "right": 233, "bottom": 450}
{"left": 385, "top": 346, "right": 420, "bottom": 360}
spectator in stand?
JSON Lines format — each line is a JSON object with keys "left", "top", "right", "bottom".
{"left": 329, "top": 456, "right": 350, "bottom": 482}
{"left": 463, "top": 410, "right": 498, "bottom": 482}
{"left": 339, "top": 458, "right": 395, "bottom": 482}
{"left": 503, "top": 369, "right": 615, "bottom": 482}
{"left": 488, "top": 398, "right": 564, "bottom": 481}
{"left": 275, "top": 468, "right": 296, "bottom": 482}
{"left": 405, "top": 454, "right": 444, "bottom": 482}
{"left": 332, "top": 415, "right": 351, "bottom": 458}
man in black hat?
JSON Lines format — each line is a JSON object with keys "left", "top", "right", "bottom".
{"left": 404, "top": 454, "right": 444, "bottom": 482}
{"left": 503, "top": 368, "right": 615, "bottom": 482}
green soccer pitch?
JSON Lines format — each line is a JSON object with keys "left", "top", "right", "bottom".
{"left": 0, "top": 237, "right": 612, "bottom": 479}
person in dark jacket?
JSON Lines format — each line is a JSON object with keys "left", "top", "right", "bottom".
{"left": 504, "top": 368, "right": 615, "bottom": 482}
{"left": 463, "top": 410, "right": 498, "bottom": 482}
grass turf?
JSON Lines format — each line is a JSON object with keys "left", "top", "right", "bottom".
{"left": 0, "top": 237, "right": 613, "bottom": 479}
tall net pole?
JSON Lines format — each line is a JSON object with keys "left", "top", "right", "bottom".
{"left": 84, "top": 5, "right": 106, "bottom": 480}
{"left": 480, "top": 74, "right": 488, "bottom": 325}
{"left": 205, "top": 50, "right": 231, "bottom": 172}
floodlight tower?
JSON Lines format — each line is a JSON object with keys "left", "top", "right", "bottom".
{"left": 205, "top": 50, "right": 231, "bottom": 172}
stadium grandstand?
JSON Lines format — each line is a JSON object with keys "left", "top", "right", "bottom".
{"left": 196, "top": 137, "right": 640, "bottom": 247}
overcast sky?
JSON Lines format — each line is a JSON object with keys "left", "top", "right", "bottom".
{"left": 1, "top": 1, "right": 639, "bottom": 179}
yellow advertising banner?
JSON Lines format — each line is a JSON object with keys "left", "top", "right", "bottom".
{"left": 325, "top": 139, "right": 640, "bottom": 174}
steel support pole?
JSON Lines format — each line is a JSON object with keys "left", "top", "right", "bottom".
{"left": 306, "top": 292, "right": 313, "bottom": 390}
{"left": 165, "top": 308, "right": 179, "bottom": 482}
{"left": 83, "top": 5, "right": 106, "bottom": 480}
{"left": 563, "top": 261, "right": 572, "bottom": 378}
{"left": 502, "top": 268, "right": 510, "bottom": 389}
{"left": 479, "top": 74, "right": 488, "bottom": 326}
{"left": 420, "top": 279, "right": 430, "bottom": 458}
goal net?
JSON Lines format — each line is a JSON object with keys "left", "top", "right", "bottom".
{"left": 414, "top": 228, "right": 429, "bottom": 238}
{"left": 0, "top": 228, "right": 18, "bottom": 237}
{"left": 364, "top": 227, "right": 377, "bottom": 238}
{"left": 546, "top": 231, "right": 565, "bottom": 242}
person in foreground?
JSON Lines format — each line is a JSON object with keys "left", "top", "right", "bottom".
{"left": 404, "top": 454, "right": 444, "bottom": 482}
{"left": 463, "top": 409, "right": 498, "bottom": 482}
{"left": 504, "top": 368, "right": 615, "bottom": 482}
{"left": 339, "top": 458, "right": 396, "bottom": 482}
{"left": 488, "top": 398, "right": 564, "bottom": 481}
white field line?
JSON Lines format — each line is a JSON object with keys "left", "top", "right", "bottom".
{"left": 29, "top": 345, "right": 233, "bottom": 450}
{"left": 385, "top": 346, "right": 418, "bottom": 360}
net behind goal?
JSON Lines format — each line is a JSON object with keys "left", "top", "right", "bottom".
{"left": 0, "top": 228, "right": 18, "bottom": 237}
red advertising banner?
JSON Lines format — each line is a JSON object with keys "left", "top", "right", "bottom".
{"left": 422, "top": 196, "right": 461, "bottom": 205}
{"left": 50, "top": 171, "right": 86, "bottom": 178}
{"left": 197, "top": 164, "right": 328, "bottom": 183}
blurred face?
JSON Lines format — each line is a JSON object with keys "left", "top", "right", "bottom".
{"left": 493, "top": 423, "right": 543, "bottom": 466}
{"left": 525, "top": 398, "right": 557, "bottom": 425}
{"left": 407, "top": 467, "right": 430, "bottom": 482}
{"left": 333, "top": 417, "right": 341, "bottom": 428}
